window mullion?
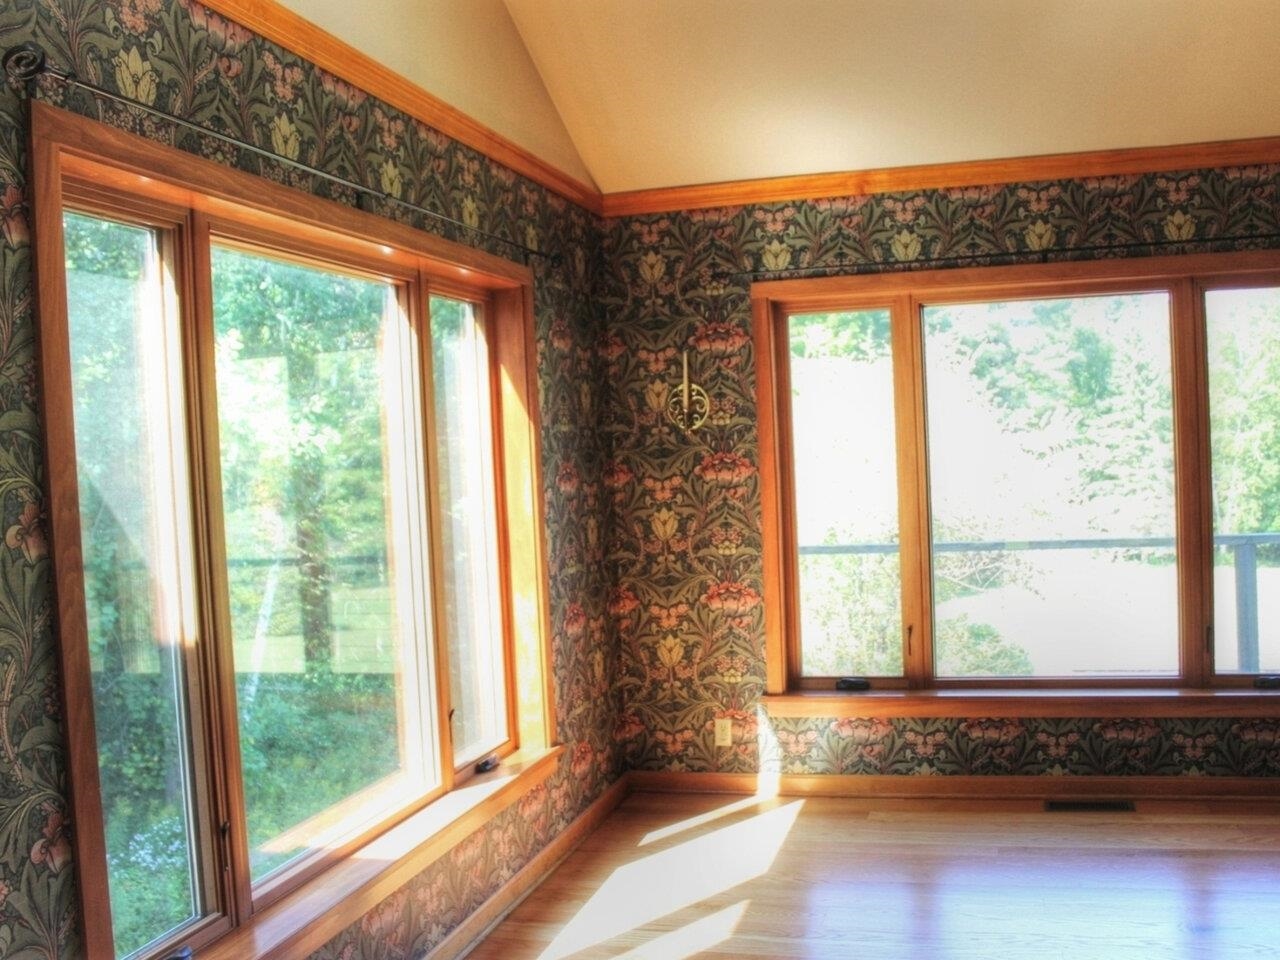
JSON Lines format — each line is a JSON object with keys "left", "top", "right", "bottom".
{"left": 892, "top": 294, "right": 934, "bottom": 688}
{"left": 1170, "top": 278, "right": 1212, "bottom": 686}
{"left": 163, "top": 216, "right": 242, "bottom": 948}
{"left": 187, "top": 210, "right": 257, "bottom": 926}
{"left": 418, "top": 279, "right": 459, "bottom": 790}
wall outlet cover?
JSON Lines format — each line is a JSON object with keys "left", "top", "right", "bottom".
{"left": 714, "top": 717, "right": 733, "bottom": 747}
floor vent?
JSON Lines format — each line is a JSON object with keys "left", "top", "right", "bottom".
{"left": 1044, "top": 800, "right": 1136, "bottom": 813}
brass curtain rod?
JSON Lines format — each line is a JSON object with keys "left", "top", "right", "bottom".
{"left": 2, "top": 41, "right": 556, "bottom": 266}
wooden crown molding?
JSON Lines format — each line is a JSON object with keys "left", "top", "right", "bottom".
{"left": 600, "top": 136, "right": 1280, "bottom": 217}
{"left": 201, "top": 0, "right": 603, "bottom": 214}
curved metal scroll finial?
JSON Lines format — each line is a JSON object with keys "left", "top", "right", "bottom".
{"left": 3, "top": 42, "right": 47, "bottom": 91}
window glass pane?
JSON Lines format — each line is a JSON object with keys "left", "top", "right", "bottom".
{"left": 788, "top": 309, "right": 903, "bottom": 676}
{"left": 923, "top": 294, "right": 1177, "bottom": 678}
{"left": 64, "top": 212, "right": 203, "bottom": 957}
{"left": 429, "top": 295, "right": 508, "bottom": 763}
{"left": 1206, "top": 287, "right": 1280, "bottom": 674}
{"left": 212, "top": 246, "right": 436, "bottom": 882}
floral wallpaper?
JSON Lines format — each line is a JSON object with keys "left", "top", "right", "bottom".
{"left": 0, "top": 1, "right": 615, "bottom": 958}
{"left": 1, "top": 0, "right": 1279, "bottom": 958}
{"left": 599, "top": 168, "right": 1280, "bottom": 776}
{"left": 760, "top": 717, "right": 1280, "bottom": 777}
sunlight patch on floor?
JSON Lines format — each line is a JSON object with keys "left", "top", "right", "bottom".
{"left": 638, "top": 796, "right": 771, "bottom": 847}
{"left": 606, "top": 900, "right": 749, "bottom": 960}
{"left": 535, "top": 801, "right": 803, "bottom": 959}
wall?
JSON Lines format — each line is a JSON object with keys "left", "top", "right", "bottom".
{"left": 3, "top": 2, "right": 1280, "bottom": 957}
{"left": 271, "top": 0, "right": 596, "bottom": 187}
{"left": 601, "top": 168, "right": 1280, "bottom": 777}
{"left": 0, "top": 1, "right": 615, "bottom": 958}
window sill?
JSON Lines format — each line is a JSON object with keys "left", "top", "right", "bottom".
{"left": 761, "top": 689, "right": 1280, "bottom": 719}
{"left": 196, "top": 744, "right": 563, "bottom": 960}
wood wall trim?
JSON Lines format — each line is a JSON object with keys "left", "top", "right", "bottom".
{"left": 627, "top": 771, "right": 1280, "bottom": 800}
{"left": 424, "top": 776, "right": 630, "bottom": 960}
{"left": 601, "top": 136, "right": 1280, "bottom": 217}
{"left": 761, "top": 689, "right": 1280, "bottom": 719}
{"left": 200, "top": 0, "right": 602, "bottom": 214}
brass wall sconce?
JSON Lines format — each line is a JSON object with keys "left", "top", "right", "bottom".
{"left": 666, "top": 350, "right": 709, "bottom": 432}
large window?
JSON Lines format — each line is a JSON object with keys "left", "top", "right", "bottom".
{"left": 754, "top": 254, "right": 1280, "bottom": 694}
{"left": 35, "top": 105, "right": 550, "bottom": 960}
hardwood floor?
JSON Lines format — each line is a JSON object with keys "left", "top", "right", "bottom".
{"left": 466, "top": 791, "right": 1280, "bottom": 960}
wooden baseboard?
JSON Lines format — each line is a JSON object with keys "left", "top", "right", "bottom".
{"left": 437, "top": 774, "right": 631, "bottom": 960}
{"left": 627, "top": 770, "right": 1280, "bottom": 800}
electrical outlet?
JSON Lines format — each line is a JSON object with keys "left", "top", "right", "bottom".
{"left": 714, "top": 717, "right": 733, "bottom": 747}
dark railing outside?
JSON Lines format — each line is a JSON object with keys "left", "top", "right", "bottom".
{"left": 799, "top": 533, "right": 1280, "bottom": 672}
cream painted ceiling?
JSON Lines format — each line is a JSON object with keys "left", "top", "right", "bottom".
{"left": 275, "top": 0, "right": 595, "bottom": 185}
{"left": 502, "top": 0, "right": 1280, "bottom": 194}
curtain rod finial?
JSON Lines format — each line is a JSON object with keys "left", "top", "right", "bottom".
{"left": 3, "top": 42, "right": 47, "bottom": 91}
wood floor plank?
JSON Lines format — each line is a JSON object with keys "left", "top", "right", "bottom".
{"left": 464, "top": 793, "right": 1280, "bottom": 960}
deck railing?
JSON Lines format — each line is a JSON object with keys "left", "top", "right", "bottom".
{"left": 799, "top": 533, "right": 1280, "bottom": 671}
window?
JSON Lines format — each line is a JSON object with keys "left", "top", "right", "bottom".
{"left": 754, "top": 254, "right": 1280, "bottom": 695}
{"left": 35, "top": 105, "right": 551, "bottom": 960}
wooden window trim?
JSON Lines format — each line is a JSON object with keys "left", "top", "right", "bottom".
{"left": 762, "top": 689, "right": 1280, "bottom": 719}
{"left": 32, "top": 101, "right": 556, "bottom": 960}
{"left": 197, "top": 745, "right": 562, "bottom": 960}
{"left": 753, "top": 250, "right": 1280, "bottom": 705}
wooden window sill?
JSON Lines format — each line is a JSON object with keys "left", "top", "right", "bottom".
{"left": 196, "top": 744, "right": 563, "bottom": 960}
{"left": 761, "top": 689, "right": 1280, "bottom": 719}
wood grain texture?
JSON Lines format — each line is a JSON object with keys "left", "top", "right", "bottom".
{"left": 466, "top": 790, "right": 1280, "bottom": 959}
{"left": 602, "top": 136, "right": 1280, "bottom": 217}
{"left": 200, "top": 0, "right": 602, "bottom": 213}
{"left": 31, "top": 92, "right": 118, "bottom": 960}
{"left": 750, "top": 297, "right": 788, "bottom": 695}
{"left": 627, "top": 771, "right": 1280, "bottom": 800}
{"left": 760, "top": 689, "right": 1280, "bottom": 719}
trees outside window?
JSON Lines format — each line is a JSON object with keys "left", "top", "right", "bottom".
{"left": 754, "top": 255, "right": 1280, "bottom": 692}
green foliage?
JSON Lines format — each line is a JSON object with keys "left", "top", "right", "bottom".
{"left": 935, "top": 619, "right": 1033, "bottom": 677}
{"left": 66, "top": 216, "right": 410, "bottom": 951}
{"left": 930, "top": 295, "right": 1175, "bottom": 530}
{"left": 799, "top": 552, "right": 903, "bottom": 676}
{"left": 1208, "top": 290, "right": 1280, "bottom": 565}
{"left": 789, "top": 309, "right": 891, "bottom": 362}
{"left": 90, "top": 671, "right": 400, "bottom": 953}
{"left": 235, "top": 673, "right": 401, "bottom": 878}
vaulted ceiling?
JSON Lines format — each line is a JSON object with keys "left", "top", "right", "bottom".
{"left": 277, "top": 0, "right": 1280, "bottom": 196}
{"left": 503, "top": 0, "right": 1280, "bottom": 193}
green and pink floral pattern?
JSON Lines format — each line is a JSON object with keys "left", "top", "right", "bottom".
{"left": 1, "top": 1, "right": 1279, "bottom": 958}
{"left": 599, "top": 167, "right": 1280, "bottom": 778}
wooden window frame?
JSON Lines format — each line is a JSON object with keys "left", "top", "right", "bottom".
{"left": 32, "top": 102, "right": 557, "bottom": 960}
{"left": 753, "top": 252, "right": 1280, "bottom": 714}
